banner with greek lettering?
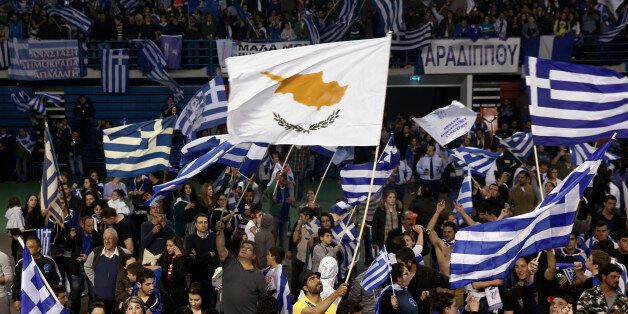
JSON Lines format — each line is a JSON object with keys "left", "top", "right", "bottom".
{"left": 412, "top": 100, "right": 476, "bottom": 147}
{"left": 8, "top": 39, "right": 85, "bottom": 80}
{"left": 215, "top": 40, "right": 310, "bottom": 73}
{"left": 420, "top": 38, "right": 520, "bottom": 74}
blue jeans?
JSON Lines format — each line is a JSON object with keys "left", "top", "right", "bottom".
{"left": 70, "top": 272, "right": 92, "bottom": 314}
{"left": 15, "top": 157, "right": 29, "bottom": 182}
{"left": 68, "top": 155, "right": 84, "bottom": 182}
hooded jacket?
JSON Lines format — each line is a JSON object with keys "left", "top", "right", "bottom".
{"left": 255, "top": 214, "right": 276, "bottom": 269}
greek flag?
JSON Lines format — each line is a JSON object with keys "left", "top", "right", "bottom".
{"left": 180, "top": 134, "right": 228, "bottom": 164}
{"left": 370, "top": 0, "right": 404, "bottom": 34}
{"left": 310, "top": 146, "right": 355, "bottom": 164}
{"left": 340, "top": 136, "right": 400, "bottom": 204}
{"left": 11, "top": 87, "right": 61, "bottom": 115}
{"left": 319, "top": 0, "right": 360, "bottom": 43}
{"left": 391, "top": 23, "right": 432, "bottom": 51}
{"left": 498, "top": 132, "right": 534, "bottom": 161}
{"left": 19, "top": 239, "right": 68, "bottom": 314}
{"left": 448, "top": 147, "right": 502, "bottom": 176}
{"left": 11, "top": 0, "right": 34, "bottom": 13}
{"left": 137, "top": 40, "right": 183, "bottom": 101}
{"left": 455, "top": 169, "right": 473, "bottom": 226}
{"left": 103, "top": 117, "right": 175, "bottom": 178}
{"left": 303, "top": 10, "right": 320, "bottom": 44}
{"left": 11, "top": 87, "right": 31, "bottom": 112}
{"left": 262, "top": 265, "right": 292, "bottom": 314}
{"left": 102, "top": 48, "right": 129, "bottom": 93}
{"left": 119, "top": 0, "right": 138, "bottom": 12}
{"left": 0, "top": 40, "right": 9, "bottom": 68}
{"left": 175, "top": 77, "right": 227, "bottom": 139}
{"left": 45, "top": 5, "right": 92, "bottom": 32}
{"left": 36, "top": 229, "right": 52, "bottom": 256}
{"left": 332, "top": 212, "right": 359, "bottom": 275}
{"left": 597, "top": 8, "right": 628, "bottom": 42}
{"left": 525, "top": 57, "right": 628, "bottom": 145}
{"left": 16, "top": 134, "right": 34, "bottom": 154}
{"left": 147, "top": 141, "right": 235, "bottom": 205}
{"left": 569, "top": 142, "right": 620, "bottom": 165}
{"left": 361, "top": 245, "right": 392, "bottom": 292}
{"left": 41, "top": 126, "right": 64, "bottom": 224}
{"left": 449, "top": 141, "right": 611, "bottom": 289}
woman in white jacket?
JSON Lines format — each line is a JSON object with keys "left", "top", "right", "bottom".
{"left": 107, "top": 189, "right": 130, "bottom": 215}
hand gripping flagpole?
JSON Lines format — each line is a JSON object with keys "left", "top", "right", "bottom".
{"left": 313, "top": 150, "right": 336, "bottom": 203}
{"left": 344, "top": 144, "right": 381, "bottom": 283}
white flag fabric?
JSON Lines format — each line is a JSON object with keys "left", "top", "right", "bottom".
{"left": 412, "top": 101, "right": 476, "bottom": 147}
{"left": 226, "top": 36, "right": 391, "bottom": 146}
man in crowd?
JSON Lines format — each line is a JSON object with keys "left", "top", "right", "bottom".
{"left": 185, "top": 213, "right": 219, "bottom": 305}
{"left": 576, "top": 263, "right": 628, "bottom": 313}
{"left": 293, "top": 269, "right": 348, "bottom": 314}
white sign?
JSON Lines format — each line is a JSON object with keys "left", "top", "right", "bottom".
{"left": 420, "top": 38, "right": 520, "bottom": 74}
{"left": 216, "top": 40, "right": 310, "bottom": 72}
{"left": 412, "top": 100, "right": 476, "bottom": 146}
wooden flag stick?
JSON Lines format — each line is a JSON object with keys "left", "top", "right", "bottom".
{"left": 344, "top": 144, "right": 381, "bottom": 283}
{"left": 313, "top": 151, "right": 336, "bottom": 204}
{"left": 532, "top": 145, "right": 544, "bottom": 201}
{"left": 271, "top": 145, "right": 295, "bottom": 199}
{"left": 227, "top": 174, "right": 256, "bottom": 225}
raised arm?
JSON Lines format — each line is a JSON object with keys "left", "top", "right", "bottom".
{"left": 215, "top": 221, "right": 229, "bottom": 262}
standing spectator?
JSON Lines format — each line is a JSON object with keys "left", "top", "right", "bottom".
{"left": 293, "top": 269, "right": 348, "bottom": 314}
{"left": 0, "top": 249, "right": 11, "bottom": 314}
{"left": 290, "top": 146, "right": 310, "bottom": 201}
{"left": 174, "top": 183, "right": 199, "bottom": 238}
{"left": 161, "top": 96, "right": 177, "bottom": 117}
{"left": 14, "top": 128, "right": 32, "bottom": 183}
{"left": 553, "top": 12, "right": 571, "bottom": 36}
{"left": 255, "top": 214, "right": 276, "bottom": 269}
{"left": 131, "top": 267, "right": 176, "bottom": 314}
{"left": 5, "top": 196, "right": 24, "bottom": 262}
{"left": 522, "top": 15, "right": 540, "bottom": 39}
{"left": 415, "top": 144, "right": 444, "bottom": 200}
{"left": 141, "top": 203, "right": 175, "bottom": 264}
{"left": 115, "top": 258, "right": 140, "bottom": 308}
{"left": 201, "top": 15, "right": 217, "bottom": 39}
{"left": 12, "top": 236, "right": 62, "bottom": 311}
{"left": 68, "top": 131, "right": 84, "bottom": 183}
{"left": 273, "top": 173, "right": 295, "bottom": 249}
{"left": 215, "top": 220, "right": 267, "bottom": 313}
{"left": 576, "top": 263, "right": 628, "bottom": 313}
{"left": 84, "top": 228, "right": 130, "bottom": 313}
{"left": 73, "top": 95, "right": 94, "bottom": 140}
{"left": 311, "top": 228, "right": 340, "bottom": 272}
{"left": 184, "top": 214, "right": 219, "bottom": 306}
{"left": 494, "top": 13, "right": 508, "bottom": 39}
{"left": 102, "top": 207, "right": 137, "bottom": 254}
{"left": 8, "top": 14, "right": 24, "bottom": 39}
{"left": 177, "top": 283, "right": 209, "bottom": 314}
{"left": 372, "top": 191, "right": 402, "bottom": 253}
{"left": 67, "top": 216, "right": 102, "bottom": 314}
{"left": 508, "top": 171, "right": 538, "bottom": 216}
{"left": 377, "top": 263, "right": 419, "bottom": 313}
{"left": 292, "top": 208, "right": 319, "bottom": 296}
{"left": 157, "top": 236, "right": 188, "bottom": 306}
{"left": 591, "top": 196, "right": 624, "bottom": 234}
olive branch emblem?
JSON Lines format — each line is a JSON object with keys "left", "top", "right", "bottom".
{"left": 273, "top": 110, "right": 341, "bottom": 134}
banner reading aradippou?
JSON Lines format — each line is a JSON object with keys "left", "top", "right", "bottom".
{"left": 420, "top": 38, "right": 520, "bottom": 74}
{"left": 8, "top": 39, "right": 85, "bottom": 80}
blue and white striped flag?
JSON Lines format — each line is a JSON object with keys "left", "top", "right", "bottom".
{"left": 40, "top": 126, "right": 64, "bottom": 225}
{"left": 147, "top": 141, "right": 235, "bottom": 205}
{"left": 11, "top": 87, "right": 31, "bottom": 112}
{"left": 455, "top": 169, "right": 473, "bottom": 226}
{"left": 19, "top": 238, "right": 68, "bottom": 314}
{"left": 310, "top": 146, "right": 355, "bottom": 165}
{"left": 119, "top": 0, "right": 139, "bottom": 13}
{"left": 569, "top": 142, "right": 620, "bottom": 165}
{"left": 45, "top": 5, "right": 92, "bottom": 32}
{"left": 449, "top": 141, "right": 612, "bottom": 289}
{"left": 498, "top": 132, "right": 534, "bottom": 161}
{"left": 137, "top": 40, "right": 183, "bottom": 101}
{"left": 525, "top": 57, "right": 628, "bottom": 145}
{"left": 319, "top": 0, "right": 360, "bottom": 43}
{"left": 180, "top": 134, "right": 228, "bottom": 164}
{"left": 16, "top": 134, "right": 34, "bottom": 154}
{"left": 341, "top": 136, "right": 400, "bottom": 205}
{"left": 11, "top": 0, "right": 35, "bottom": 13}
{"left": 238, "top": 143, "right": 270, "bottom": 177}
{"left": 448, "top": 147, "right": 502, "bottom": 176}
{"left": 361, "top": 245, "right": 391, "bottom": 292}
{"left": 12, "top": 88, "right": 61, "bottom": 115}
{"left": 262, "top": 265, "right": 292, "bottom": 314}
{"left": 102, "top": 48, "right": 129, "bottom": 93}
{"left": 303, "top": 10, "right": 320, "bottom": 44}
{"left": 175, "top": 77, "right": 227, "bottom": 139}
{"left": 370, "top": 0, "right": 404, "bottom": 34}
{"left": 391, "top": 23, "right": 432, "bottom": 51}
{"left": 35, "top": 229, "right": 52, "bottom": 256}
{"left": 597, "top": 8, "right": 628, "bottom": 42}
{"left": 103, "top": 117, "right": 175, "bottom": 178}
{"left": 0, "top": 40, "right": 9, "bottom": 68}
{"left": 332, "top": 212, "right": 359, "bottom": 275}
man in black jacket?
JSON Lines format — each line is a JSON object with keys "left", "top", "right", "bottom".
{"left": 184, "top": 214, "right": 219, "bottom": 306}
{"left": 67, "top": 216, "right": 102, "bottom": 314}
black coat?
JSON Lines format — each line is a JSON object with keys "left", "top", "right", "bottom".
{"left": 371, "top": 206, "right": 402, "bottom": 248}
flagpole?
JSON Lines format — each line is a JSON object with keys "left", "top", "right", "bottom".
{"left": 227, "top": 174, "right": 256, "bottom": 225}
{"left": 344, "top": 144, "right": 381, "bottom": 283}
{"left": 313, "top": 151, "right": 336, "bottom": 204}
{"left": 532, "top": 145, "right": 544, "bottom": 201}
{"left": 44, "top": 122, "right": 69, "bottom": 227}
{"left": 271, "top": 144, "right": 295, "bottom": 199}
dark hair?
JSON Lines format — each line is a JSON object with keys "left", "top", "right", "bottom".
{"left": 188, "top": 282, "right": 203, "bottom": 297}
{"left": 7, "top": 196, "right": 20, "bottom": 208}
{"left": 320, "top": 213, "right": 334, "bottom": 228}
{"left": 26, "top": 235, "right": 41, "bottom": 247}
{"left": 432, "top": 291, "right": 455, "bottom": 313}
{"left": 240, "top": 240, "right": 257, "bottom": 255}
{"left": 390, "top": 236, "right": 406, "bottom": 255}
{"left": 391, "top": 263, "right": 406, "bottom": 283}
{"left": 256, "top": 295, "right": 278, "bottom": 314}
{"left": 88, "top": 301, "right": 106, "bottom": 313}
{"left": 94, "top": 199, "right": 108, "bottom": 209}
{"left": 551, "top": 294, "right": 574, "bottom": 305}
{"left": 136, "top": 267, "right": 154, "bottom": 284}
{"left": 604, "top": 195, "right": 617, "bottom": 203}
{"left": 268, "top": 247, "right": 285, "bottom": 264}
{"left": 396, "top": 247, "right": 415, "bottom": 264}
{"left": 81, "top": 215, "right": 94, "bottom": 224}
{"left": 121, "top": 254, "right": 136, "bottom": 267}
{"left": 51, "top": 284, "right": 66, "bottom": 296}
{"left": 594, "top": 220, "right": 608, "bottom": 229}
{"left": 166, "top": 235, "right": 187, "bottom": 255}
{"left": 317, "top": 227, "right": 332, "bottom": 238}
{"left": 194, "top": 212, "right": 209, "bottom": 222}
{"left": 617, "top": 230, "right": 628, "bottom": 241}
{"left": 337, "top": 299, "right": 363, "bottom": 314}
{"left": 126, "top": 262, "right": 143, "bottom": 276}
{"left": 113, "top": 189, "right": 126, "bottom": 198}
{"left": 442, "top": 221, "right": 457, "bottom": 232}
{"left": 600, "top": 263, "right": 623, "bottom": 277}
{"left": 101, "top": 207, "right": 117, "bottom": 218}
{"left": 402, "top": 230, "right": 417, "bottom": 242}
{"left": 593, "top": 240, "right": 616, "bottom": 255}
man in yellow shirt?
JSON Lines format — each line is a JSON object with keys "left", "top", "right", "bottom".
{"left": 293, "top": 269, "right": 349, "bottom": 314}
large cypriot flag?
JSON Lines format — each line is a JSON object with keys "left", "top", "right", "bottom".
{"left": 225, "top": 36, "right": 391, "bottom": 146}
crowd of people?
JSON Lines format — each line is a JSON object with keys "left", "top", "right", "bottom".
{"left": 0, "top": 0, "right": 624, "bottom": 52}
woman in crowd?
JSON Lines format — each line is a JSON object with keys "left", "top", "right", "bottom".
{"left": 79, "top": 191, "right": 98, "bottom": 217}
{"left": 299, "top": 188, "right": 321, "bottom": 218}
{"left": 6, "top": 196, "right": 24, "bottom": 261}
{"left": 377, "top": 263, "right": 419, "bottom": 313}
{"left": 173, "top": 183, "right": 199, "bottom": 238}
{"left": 108, "top": 189, "right": 130, "bottom": 215}
{"left": 158, "top": 236, "right": 189, "bottom": 307}
{"left": 177, "top": 282, "right": 209, "bottom": 314}
{"left": 198, "top": 183, "right": 216, "bottom": 216}
{"left": 78, "top": 177, "right": 102, "bottom": 199}
{"left": 23, "top": 194, "right": 45, "bottom": 238}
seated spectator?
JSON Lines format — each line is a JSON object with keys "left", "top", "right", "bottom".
{"left": 108, "top": 189, "right": 130, "bottom": 215}
{"left": 480, "top": 16, "right": 494, "bottom": 38}
{"left": 141, "top": 203, "right": 175, "bottom": 265}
